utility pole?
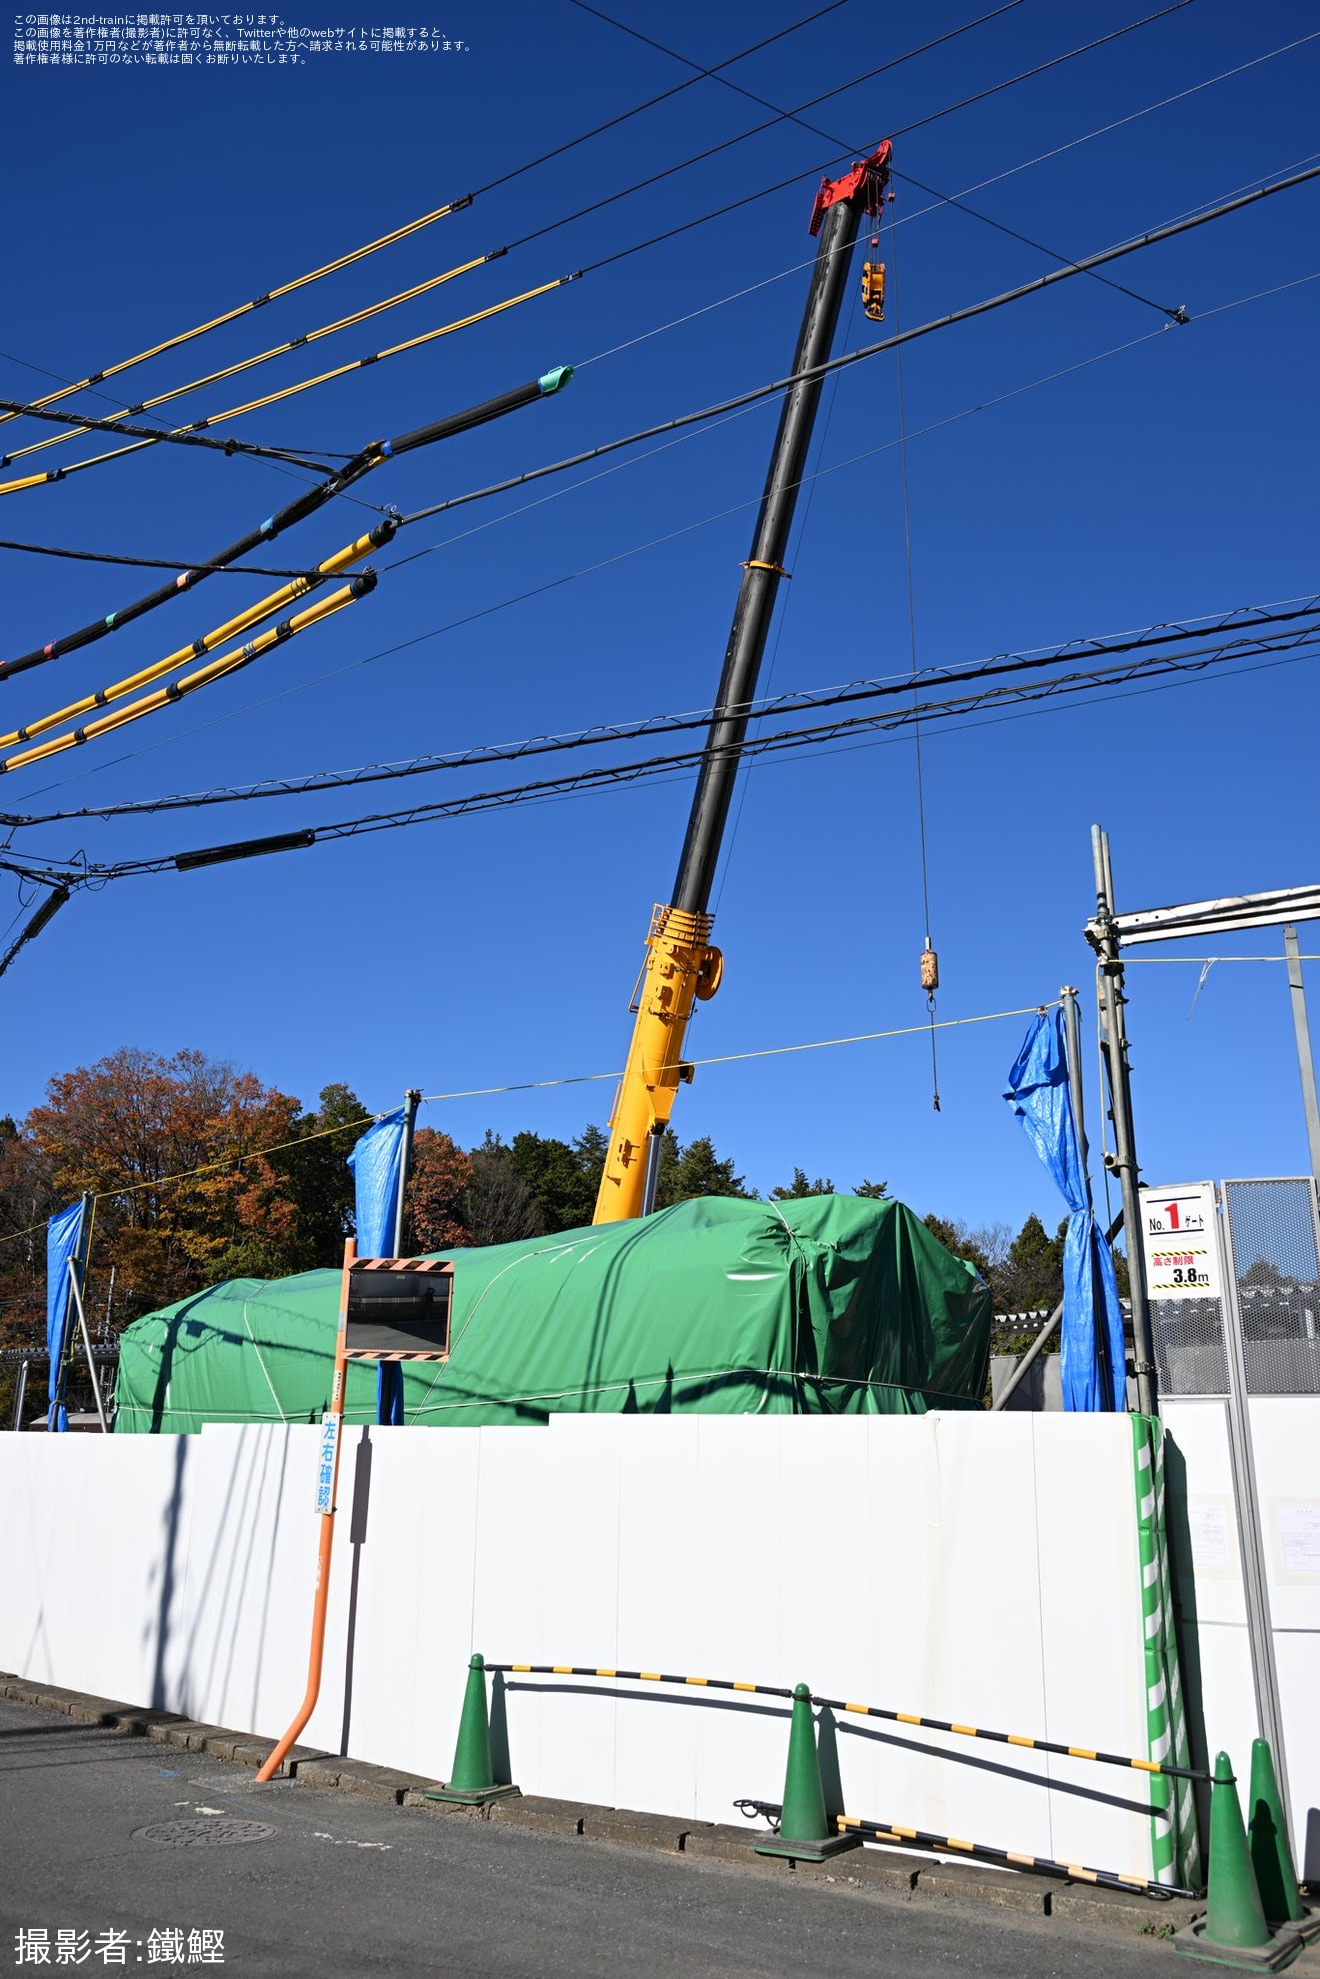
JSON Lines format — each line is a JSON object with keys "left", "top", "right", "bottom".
{"left": 1283, "top": 925, "right": 1320, "bottom": 1183}
{"left": 595, "top": 142, "right": 894, "bottom": 1223}
{"left": 1089, "top": 827, "right": 1158, "bottom": 1416}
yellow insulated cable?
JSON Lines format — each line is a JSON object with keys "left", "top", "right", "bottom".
{"left": 0, "top": 197, "right": 467, "bottom": 434}
{"left": 0, "top": 276, "right": 573, "bottom": 499}
{"left": 0, "top": 524, "right": 391, "bottom": 752}
{"left": 0, "top": 577, "right": 375, "bottom": 775}
{"left": 3, "top": 256, "right": 489, "bottom": 467}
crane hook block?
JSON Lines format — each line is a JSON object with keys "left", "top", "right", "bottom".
{"left": 920, "top": 946, "right": 939, "bottom": 994}
{"left": 861, "top": 262, "right": 886, "bottom": 322}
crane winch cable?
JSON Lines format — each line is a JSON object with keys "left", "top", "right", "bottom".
{"left": 0, "top": 280, "right": 575, "bottom": 500}
{"left": 0, "top": 365, "right": 573, "bottom": 686}
{"left": 9, "top": 622, "right": 1315, "bottom": 886}
{"left": 5, "top": 602, "right": 1313, "bottom": 827}
{"left": 0, "top": 577, "right": 378, "bottom": 779}
{"left": 0, "top": 0, "right": 866, "bottom": 444}
{"left": 402, "top": 162, "right": 1320, "bottom": 531}
{"left": 0, "top": 523, "right": 396, "bottom": 760}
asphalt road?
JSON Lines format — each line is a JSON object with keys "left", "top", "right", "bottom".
{"left": 0, "top": 1695, "right": 1188, "bottom": 1979}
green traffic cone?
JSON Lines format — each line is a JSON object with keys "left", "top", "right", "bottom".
{"left": 1174, "top": 1753, "right": 1299, "bottom": 1970}
{"left": 423, "top": 1654, "right": 519, "bottom": 1806}
{"left": 1249, "top": 1740, "right": 1317, "bottom": 1941}
{"left": 753, "top": 1684, "right": 858, "bottom": 1862}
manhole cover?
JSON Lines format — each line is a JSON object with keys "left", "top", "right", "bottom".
{"left": 132, "top": 1818, "right": 276, "bottom": 1848}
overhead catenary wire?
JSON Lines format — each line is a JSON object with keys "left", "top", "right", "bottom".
{"left": 399, "top": 163, "right": 1320, "bottom": 534}
{"left": 0, "top": 279, "right": 575, "bottom": 501}
{"left": 10, "top": 268, "right": 1315, "bottom": 812}
{"left": 0, "top": 9, "right": 1022, "bottom": 475}
{"left": 0, "top": 0, "right": 866, "bottom": 442}
{"left": 0, "top": 254, "right": 496, "bottom": 468}
{"left": 0, "top": 577, "right": 378, "bottom": 778}
{"left": 0, "top": 366, "right": 572, "bottom": 686}
{"left": 3, "top": 5, "right": 1196, "bottom": 503}
{"left": 7, "top": 164, "right": 1297, "bottom": 764}
{"left": 6, "top": 599, "right": 1313, "bottom": 825}
{"left": 571, "top": 0, "right": 1189, "bottom": 322}
{"left": 578, "top": 1, "right": 1199, "bottom": 279}
{"left": 0, "top": 523, "right": 396, "bottom": 761}
{"left": 0, "top": 397, "right": 341, "bottom": 473}
{"left": 9, "top": 621, "right": 1315, "bottom": 883}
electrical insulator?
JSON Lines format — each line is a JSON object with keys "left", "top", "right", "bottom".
{"left": 920, "top": 945, "right": 939, "bottom": 994}
{"left": 861, "top": 261, "right": 886, "bottom": 321}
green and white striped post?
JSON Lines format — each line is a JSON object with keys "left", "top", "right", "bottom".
{"left": 1132, "top": 1414, "right": 1202, "bottom": 1889}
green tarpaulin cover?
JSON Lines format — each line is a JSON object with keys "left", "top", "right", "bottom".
{"left": 113, "top": 1195, "right": 991, "bottom": 1434}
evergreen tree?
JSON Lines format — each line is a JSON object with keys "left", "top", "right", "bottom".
{"left": 771, "top": 1167, "right": 834, "bottom": 1199}
{"left": 653, "top": 1131, "right": 754, "bottom": 1208}
{"left": 853, "top": 1178, "right": 890, "bottom": 1199}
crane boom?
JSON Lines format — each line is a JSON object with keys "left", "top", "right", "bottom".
{"left": 593, "top": 141, "right": 892, "bottom": 1224}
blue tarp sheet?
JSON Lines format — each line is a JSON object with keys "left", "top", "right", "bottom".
{"left": 46, "top": 1198, "right": 86, "bottom": 1433}
{"left": 347, "top": 1108, "right": 408, "bottom": 1424}
{"left": 1005, "top": 1010, "right": 1126, "bottom": 1411}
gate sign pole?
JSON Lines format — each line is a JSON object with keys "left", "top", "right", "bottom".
{"left": 1139, "top": 1184, "right": 1221, "bottom": 1302}
{"left": 257, "top": 1242, "right": 453, "bottom": 1782}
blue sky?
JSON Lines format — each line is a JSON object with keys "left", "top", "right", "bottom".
{"left": 1, "top": 0, "right": 1317, "bottom": 1232}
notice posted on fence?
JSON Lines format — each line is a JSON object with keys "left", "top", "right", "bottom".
{"left": 1140, "top": 1183, "right": 1221, "bottom": 1299}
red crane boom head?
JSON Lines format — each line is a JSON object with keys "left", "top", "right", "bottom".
{"left": 808, "top": 138, "right": 893, "bottom": 235}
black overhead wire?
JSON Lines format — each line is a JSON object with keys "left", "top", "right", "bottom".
{"left": 398, "top": 163, "right": 1320, "bottom": 537}
{"left": 0, "top": 0, "right": 1001, "bottom": 475}
{"left": 0, "top": 540, "right": 326, "bottom": 580}
{"left": 2, "top": 5, "right": 1022, "bottom": 492}
{"left": 570, "top": 0, "right": 1189, "bottom": 321}
{"left": 510, "top": 3, "right": 1026, "bottom": 259}
{"left": 0, "top": 397, "right": 341, "bottom": 472}
{"left": 8, "top": 618, "right": 1316, "bottom": 886}
{"left": 578, "top": 0, "right": 1197, "bottom": 275}
{"left": 6, "top": 600, "right": 1315, "bottom": 827}
{"left": 0, "top": 373, "right": 567, "bottom": 687}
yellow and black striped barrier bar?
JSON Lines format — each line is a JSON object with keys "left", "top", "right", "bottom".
{"left": 813, "top": 1687, "right": 1210, "bottom": 1784}
{"left": 494, "top": 1662, "right": 796, "bottom": 1700}
{"left": 835, "top": 1814, "right": 1198, "bottom": 1902}
{"left": 490, "top": 1663, "right": 1210, "bottom": 1785}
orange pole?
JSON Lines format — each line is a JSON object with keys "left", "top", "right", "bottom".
{"left": 256, "top": 1237, "right": 356, "bottom": 1781}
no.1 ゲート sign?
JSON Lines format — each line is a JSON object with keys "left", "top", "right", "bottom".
{"left": 1139, "top": 1182, "right": 1221, "bottom": 1299}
